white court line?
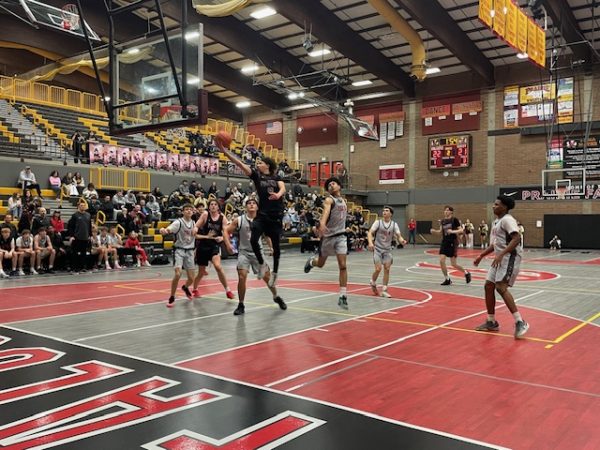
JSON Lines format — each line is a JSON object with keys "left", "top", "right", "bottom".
{"left": 0, "top": 275, "right": 161, "bottom": 290}
{"left": 265, "top": 291, "right": 545, "bottom": 388}
{"left": 173, "top": 280, "right": 432, "bottom": 365}
{"left": 0, "top": 325, "right": 509, "bottom": 450}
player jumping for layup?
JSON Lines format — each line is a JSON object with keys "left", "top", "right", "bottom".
{"left": 304, "top": 177, "right": 349, "bottom": 309}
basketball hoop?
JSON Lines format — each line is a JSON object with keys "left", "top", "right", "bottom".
{"left": 556, "top": 186, "right": 567, "bottom": 200}
{"left": 61, "top": 4, "right": 80, "bottom": 31}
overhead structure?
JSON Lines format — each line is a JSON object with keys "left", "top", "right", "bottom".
{"left": 191, "top": 0, "right": 268, "bottom": 17}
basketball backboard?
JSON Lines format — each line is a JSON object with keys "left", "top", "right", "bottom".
{"left": 109, "top": 24, "right": 207, "bottom": 135}
{"left": 345, "top": 116, "right": 379, "bottom": 140}
{"left": 19, "top": 0, "right": 100, "bottom": 41}
{"left": 542, "top": 168, "right": 586, "bottom": 199}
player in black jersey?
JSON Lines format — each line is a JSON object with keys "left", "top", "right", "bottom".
{"left": 192, "top": 199, "right": 234, "bottom": 299}
{"left": 217, "top": 138, "right": 286, "bottom": 288}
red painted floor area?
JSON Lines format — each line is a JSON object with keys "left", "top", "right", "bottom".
{"left": 425, "top": 248, "right": 600, "bottom": 265}
{"left": 178, "top": 282, "right": 600, "bottom": 450}
{"left": 413, "top": 262, "right": 559, "bottom": 281}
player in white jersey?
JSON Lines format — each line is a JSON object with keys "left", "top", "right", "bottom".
{"left": 368, "top": 206, "right": 406, "bottom": 298}
{"left": 474, "top": 195, "right": 529, "bottom": 338}
{"left": 226, "top": 198, "right": 287, "bottom": 315}
{"left": 304, "top": 177, "right": 349, "bottom": 309}
{"left": 160, "top": 204, "right": 197, "bottom": 308}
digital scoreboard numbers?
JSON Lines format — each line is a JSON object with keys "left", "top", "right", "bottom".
{"left": 429, "top": 135, "right": 471, "bottom": 170}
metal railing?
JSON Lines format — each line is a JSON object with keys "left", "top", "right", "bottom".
{"left": 89, "top": 167, "right": 151, "bottom": 192}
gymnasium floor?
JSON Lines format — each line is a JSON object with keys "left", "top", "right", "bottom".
{"left": 1, "top": 245, "right": 599, "bottom": 449}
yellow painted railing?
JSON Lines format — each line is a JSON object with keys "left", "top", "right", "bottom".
{"left": 89, "top": 168, "right": 150, "bottom": 192}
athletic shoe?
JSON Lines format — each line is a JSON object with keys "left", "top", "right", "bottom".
{"left": 304, "top": 257, "right": 313, "bottom": 273}
{"left": 268, "top": 272, "right": 278, "bottom": 288}
{"left": 475, "top": 320, "right": 499, "bottom": 332}
{"left": 192, "top": 289, "right": 201, "bottom": 298}
{"left": 370, "top": 281, "right": 378, "bottom": 295}
{"left": 115, "top": 263, "right": 122, "bottom": 269}
{"left": 380, "top": 290, "right": 391, "bottom": 298}
{"left": 144, "top": 260, "right": 152, "bottom": 267}
{"left": 18, "top": 269, "right": 25, "bottom": 276}
{"left": 46, "top": 268, "right": 55, "bottom": 274}
{"left": 226, "top": 290, "right": 235, "bottom": 300}
{"left": 0, "top": 271, "right": 9, "bottom": 279}
{"left": 181, "top": 285, "right": 193, "bottom": 300}
{"left": 30, "top": 268, "right": 38, "bottom": 275}
{"left": 258, "top": 263, "right": 269, "bottom": 279}
{"left": 338, "top": 295, "right": 348, "bottom": 309}
{"left": 233, "top": 303, "right": 245, "bottom": 315}
{"left": 440, "top": 279, "right": 452, "bottom": 286}
{"left": 274, "top": 296, "right": 287, "bottom": 310}
{"left": 514, "top": 320, "right": 529, "bottom": 339}
{"left": 465, "top": 271, "right": 472, "bottom": 284}
{"left": 166, "top": 296, "right": 175, "bottom": 308}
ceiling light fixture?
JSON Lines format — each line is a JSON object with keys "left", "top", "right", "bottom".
{"left": 308, "top": 48, "right": 331, "bottom": 58}
{"left": 127, "top": 48, "right": 140, "bottom": 55}
{"left": 352, "top": 79, "right": 373, "bottom": 87}
{"left": 187, "top": 77, "right": 199, "bottom": 85}
{"left": 241, "top": 64, "right": 259, "bottom": 74}
{"left": 236, "top": 101, "right": 251, "bottom": 108}
{"left": 250, "top": 6, "right": 276, "bottom": 19}
{"left": 184, "top": 31, "right": 200, "bottom": 41}
{"left": 516, "top": 52, "right": 529, "bottom": 59}
{"left": 425, "top": 67, "right": 441, "bottom": 75}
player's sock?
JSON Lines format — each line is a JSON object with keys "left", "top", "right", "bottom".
{"left": 340, "top": 287, "right": 347, "bottom": 296}
{"left": 487, "top": 314, "right": 495, "bottom": 322}
{"left": 513, "top": 312, "right": 522, "bottom": 323}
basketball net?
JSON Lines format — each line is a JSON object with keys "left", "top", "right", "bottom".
{"left": 556, "top": 186, "right": 567, "bottom": 200}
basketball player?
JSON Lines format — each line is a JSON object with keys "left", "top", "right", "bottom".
{"left": 160, "top": 204, "right": 197, "bottom": 308}
{"left": 216, "top": 138, "right": 285, "bottom": 288}
{"left": 474, "top": 195, "right": 529, "bottom": 338}
{"left": 430, "top": 206, "right": 471, "bottom": 285}
{"left": 368, "top": 206, "right": 406, "bottom": 297}
{"left": 192, "top": 199, "right": 234, "bottom": 299}
{"left": 226, "top": 198, "right": 286, "bottom": 315}
{"left": 304, "top": 177, "right": 349, "bottom": 309}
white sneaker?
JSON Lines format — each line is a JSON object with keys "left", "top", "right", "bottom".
{"left": 0, "top": 271, "right": 9, "bottom": 279}
{"left": 380, "top": 290, "right": 391, "bottom": 298}
{"left": 136, "top": 262, "right": 141, "bottom": 268}
{"left": 105, "top": 263, "right": 112, "bottom": 270}
{"left": 115, "top": 263, "right": 122, "bottom": 269}
{"left": 144, "top": 260, "right": 152, "bottom": 267}
{"left": 18, "top": 269, "right": 25, "bottom": 276}
{"left": 30, "top": 268, "right": 38, "bottom": 275}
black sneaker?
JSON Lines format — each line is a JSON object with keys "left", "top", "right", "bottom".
{"left": 304, "top": 256, "right": 314, "bottom": 273}
{"left": 441, "top": 278, "right": 452, "bottom": 286}
{"left": 181, "top": 285, "right": 193, "bottom": 300}
{"left": 514, "top": 320, "right": 529, "bottom": 339}
{"left": 465, "top": 271, "right": 472, "bottom": 284}
{"left": 273, "top": 296, "right": 287, "bottom": 310}
{"left": 338, "top": 295, "right": 348, "bottom": 309}
{"left": 233, "top": 303, "right": 245, "bottom": 315}
{"left": 475, "top": 320, "right": 499, "bottom": 332}
{"left": 166, "top": 296, "right": 175, "bottom": 308}
{"left": 46, "top": 268, "right": 55, "bottom": 274}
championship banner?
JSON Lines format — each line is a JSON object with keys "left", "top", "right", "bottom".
{"left": 379, "top": 111, "right": 405, "bottom": 122}
{"left": 516, "top": 7, "right": 528, "bottom": 54}
{"left": 421, "top": 105, "right": 451, "bottom": 118}
{"left": 379, "top": 164, "right": 405, "bottom": 184}
{"left": 519, "top": 82, "right": 555, "bottom": 104}
{"left": 478, "top": 0, "right": 493, "bottom": 28}
{"left": 492, "top": 0, "right": 506, "bottom": 37}
{"left": 452, "top": 101, "right": 482, "bottom": 115}
{"left": 557, "top": 77, "right": 574, "bottom": 124}
{"left": 505, "top": 1, "right": 518, "bottom": 48}
{"left": 527, "top": 19, "right": 538, "bottom": 62}
{"left": 535, "top": 25, "right": 546, "bottom": 67}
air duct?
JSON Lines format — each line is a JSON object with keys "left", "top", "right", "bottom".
{"left": 367, "top": 0, "right": 427, "bottom": 81}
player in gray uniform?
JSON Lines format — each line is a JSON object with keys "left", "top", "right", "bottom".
{"left": 304, "top": 177, "right": 349, "bottom": 309}
{"left": 226, "top": 198, "right": 287, "bottom": 315}
{"left": 160, "top": 204, "right": 197, "bottom": 308}
{"left": 474, "top": 195, "right": 529, "bottom": 338}
{"left": 368, "top": 206, "right": 406, "bottom": 298}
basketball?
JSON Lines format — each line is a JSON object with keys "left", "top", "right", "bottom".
{"left": 215, "top": 131, "right": 232, "bottom": 148}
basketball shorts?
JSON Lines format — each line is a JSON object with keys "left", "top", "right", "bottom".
{"left": 174, "top": 247, "right": 195, "bottom": 270}
{"left": 439, "top": 241, "right": 458, "bottom": 258}
{"left": 319, "top": 234, "right": 347, "bottom": 257}
{"left": 237, "top": 252, "right": 261, "bottom": 275}
{"left": 373, "top": 250, "right": 393, "bottom": 265}
{"left": 195, "top": 244, "right": 220, "bottom": 267}
{"left": 486, "top": 252, "right": 521, "bottom": 287}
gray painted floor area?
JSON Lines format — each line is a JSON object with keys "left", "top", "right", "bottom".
{"left": 4, "top": 246, "right": 600, "bottom": 365}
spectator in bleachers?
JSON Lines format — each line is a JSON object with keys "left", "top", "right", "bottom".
{"left": 152, "top": 186, "right": 165, "bottom": 201}
{"left": 99, "top": 195, "right": 115, "bottom": 220}
{"left": 112, "top": 190, "right": 126, "bottom": 209}
{"left": 47, "top": 225, "right": 66, "bottom": 270}
{"left": 146, "top": 195, "right": 162, "bottom": 224}
{"left": 18, "top": 209, "right": 33, "bottom": 234}
{"left": 8, "top": 193, "right": 22, "bottom": 219}
{"left": 16, "top": 229, "right": 37, "bottom": 275}
{"left": 207, "top": 181, "right": 218, "bottom": 199}
{"left": 98, "top": 226, "right": 120, "bottom": 269}
{"left": 193, "top": 191, "right": 207, "bottom": 209}
{"left": 124, "top": 190, "right": 137, "bottom": 208}
{"left": 124, "top": 208, "right": 143, "bottom": 235}
{"left": 189, "top": 180, "right": 200, "bottom": 196}
{"left": 0, "top": 226, "right": 17, "bottom": 278}
{"left": 61, "top": 172, "right": 77, "bottom": 197}
{"left": 31, "top": 207, "right": 51, "bottom": 235}
{"left": 19, "top": 166, "right": 43, "bottom": 198}
{"left": 50, "top": 210, "right": 64, "bottom": 233}
{"left": 178, "top": 180, "right": 190, "bottom": 195}
{"left": 124, "top": 231, "right": 151, "bottom": 267}
{"left": 116, "top": 206, "right": 128, "bottom": 228}
{"left": 107, "top": 226, "right": 126, "bottom": 265}
{"left": 71, "top": 131, "right": 84, "bottom": 163}
{"left": 33, "top": 227, "right": 55, "bottom": 273}
{"left": 2, "top": 214, "right": 17, "bottom": 240}
{"left": 138, "top": 201, "right": 152, "bottom": 223}
{"left": 73, "top": 173, "right": 85, "bottom": 195}
{"left": 49, "top": 171, "right": 62, "bottom": 200}
{"left": 67, "top": 200, "right": 92, "bottom": 274}
{"left": 87, "top": 194, "right": 101, "bottom": 218}
{"left": 83, "top": 183, "right": 98, "bottom": 199}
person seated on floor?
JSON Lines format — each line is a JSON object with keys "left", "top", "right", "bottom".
{"left": 98, "top": 226, "right": 121, "bottom": 270}
{"left": 0, "top": 226, "right": 17, "bottom": 278}
{"left": 33, "top": 227, "right": 56, "bottom": 274}
{"left": 124, "top": 231, "right": 151, "bottom": 267}
{"left": 15, "top": 229, "right": 37, "bottom": 275}
{"left": 549, "top": 235, "right": 562, "bottom": 251}
{"left": 47, "top": 225, "right": 67, "bottom": 270}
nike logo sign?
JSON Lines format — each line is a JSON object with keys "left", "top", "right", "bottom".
{"left": 505, "top": 191, "right": 518, "bottom": 197}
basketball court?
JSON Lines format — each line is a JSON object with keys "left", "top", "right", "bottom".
{"left": 2, "top": 246, "right": 599, "bottom": 449}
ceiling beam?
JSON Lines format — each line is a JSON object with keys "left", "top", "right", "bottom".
{"left": 158, "top": 2, "right": 349, "bottom": 102}
{"left": 270, "top": 0, "right": 415, "bottom": 97}
{"left": 393, "top": 0, "right": 495, "bottom": 85}
{"left": 540, "top": 0, "right": 592, "bottom": 64}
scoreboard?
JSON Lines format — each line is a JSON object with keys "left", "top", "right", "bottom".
{"left": 429, "top": 135, "right": 472, "bottom": 170}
